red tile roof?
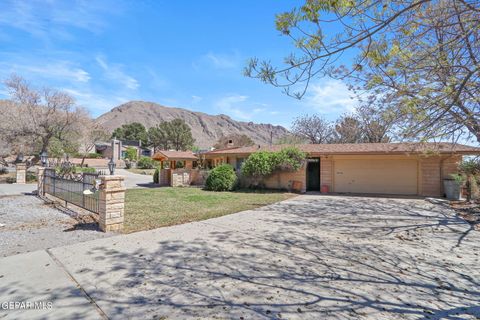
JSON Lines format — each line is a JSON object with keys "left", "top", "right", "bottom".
{"left": 204, "top": 142, "right": 480, "bottom": 156}
{"left": 152, "top": 150, "right": 198, "bottom": 161}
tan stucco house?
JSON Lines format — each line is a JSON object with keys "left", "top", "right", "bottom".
{"left": 152, "top": 150, "right": 198, "bottom": 169}
{"left": 203, "top": 142, "right": 480, "bottom": 197}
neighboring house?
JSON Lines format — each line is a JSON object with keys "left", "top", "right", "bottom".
{"left": 152, "top": 150, "right": 198, "bottom": 169}
{"left": 203, "top": 142, "right": 480, "bottom": 197}
{"left": 95, "top": 139, "right": 153, "bottom": 160}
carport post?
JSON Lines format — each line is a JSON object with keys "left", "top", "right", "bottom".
{"left": 98, "top": 175, "right": 126, "bottom": 232}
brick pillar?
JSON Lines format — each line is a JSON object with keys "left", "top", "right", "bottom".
{"left": 37, "top": 167, "right": 45, "bottom": 196}
{"left": 15, "top": 163, "right": 27, "bottom": 184}
{"left": 99, "top": 175, "right": 126, "bottom": 232}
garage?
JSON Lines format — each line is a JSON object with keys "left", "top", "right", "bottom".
{"left": 334, "top": 158, "right": 418, "bottom": 195}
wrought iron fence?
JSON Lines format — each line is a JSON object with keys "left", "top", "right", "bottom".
{"left": 43, "top": 168, "right": 100, "bottom": 214}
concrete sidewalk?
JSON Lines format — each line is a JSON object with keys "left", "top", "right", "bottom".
{"left": 0, "top": 251, "right": 102, "bottom": 319}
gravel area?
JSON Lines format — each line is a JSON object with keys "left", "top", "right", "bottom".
{"left": 0, "top": 195, "right": 113, "bottom": 257}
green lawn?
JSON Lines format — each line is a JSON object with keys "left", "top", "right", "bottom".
{"left": 124, "top": 187, "right": 296, "bottom": 233}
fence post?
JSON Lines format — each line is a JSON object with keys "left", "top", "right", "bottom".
{"left": 98, "top": 175, "right": 126, "bottom": 232}
{"left": 15, "top": 163, "right": 27, "bottom": 184}
{"left": 37, "top": 167, "right": 45, "bottom": 196}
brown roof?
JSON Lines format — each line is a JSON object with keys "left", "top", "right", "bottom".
{"left": 152, "top": 150, "right": 198, "bottom": 161}
{"left": 204, "top": 142, "right": 480, "bottom": 156}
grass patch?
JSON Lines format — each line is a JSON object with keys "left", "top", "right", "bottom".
{"left": 127, "top": 168, "right": 156, "bottom": 176}
{"left": 124, "top": 187, "right": 296, "bottom": 233}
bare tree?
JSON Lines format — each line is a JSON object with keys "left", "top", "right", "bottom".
{"left": 1, "top": 75, "right": 85, "bottom": 161}
{"left": 333, "top": 115, "right": 364, "bottom": 143}
{"left": 291, "top": 114, "right": 334, "bottom": 144}
{"left": 78, "top": 118, "right": 110, "bottom": 167}
{"left": 355, "top": 105, "right": 397, "bottom": 143}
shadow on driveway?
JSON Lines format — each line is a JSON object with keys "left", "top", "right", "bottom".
{"left": 44, "top": 195, "right": 480, "bottom": 319}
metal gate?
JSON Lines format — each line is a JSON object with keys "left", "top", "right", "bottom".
{"left": 43, "top": 168, "right": 100, "bottom": 213}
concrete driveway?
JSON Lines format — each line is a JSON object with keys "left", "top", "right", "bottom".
{"left": 2, "top": 195, "right": 479, "bottom": 319}
{"left": 115, "top": 168, "right": 156, "bottom": 189}
{"left": 0, "top": 183, "right": 36, "bottom": 196}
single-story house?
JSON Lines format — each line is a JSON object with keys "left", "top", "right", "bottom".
{"left": 203, "top": 142, "right": 480, "bottom": 197}
{"left": 152, "top": 150, "right": 198, "bottom": 169}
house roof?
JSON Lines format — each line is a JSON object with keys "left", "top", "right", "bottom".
{"left": 204, "top": 142, "right": 480, "bottom": 156}
{"left": 152, "top": 150, "right": 198, "bottom": 161}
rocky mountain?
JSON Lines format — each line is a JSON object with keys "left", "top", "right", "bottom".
{"left": 96, "top": 101, "right": 289, "bottom": 148}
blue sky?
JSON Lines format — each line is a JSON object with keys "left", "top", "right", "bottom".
{"left": 0, "top": 0, "right": 358, "bottom": 128}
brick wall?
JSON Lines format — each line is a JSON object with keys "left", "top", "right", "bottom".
{"left": 263, "top": 166, "right": 306, "bottom": 192}
{"left": 441, "top": 155, "right": 462, "bottom": 178}
{"left": 159, "top": 169, "right": 171, "bottom": 186}
{"left": 420, "top": 155, "right": 462, "bottom": 197}
{"left": 420, "top": 157, "right": 441, "bottom": 196}
{"left": 320, "top": 158, "right": 333, "bottom": 192}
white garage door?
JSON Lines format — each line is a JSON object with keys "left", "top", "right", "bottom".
{"left": 334, "top": 159, "right": 418, "bottom": 195}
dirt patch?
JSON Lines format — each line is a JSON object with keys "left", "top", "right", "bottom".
{"left": 450, "top": 200, "right": 480, "bottom": 230}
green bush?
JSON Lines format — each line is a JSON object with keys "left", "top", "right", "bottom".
{"left": 241, "top": 147, "right": 306, "bottom": 188}
{"left": 6, "top": 177, "right": 15, "bottom": 184}
{"left": 175, "top": 161, "right": 185, "bottom": 169}
{"left": 76, "top": 166, "right": 97, "bottom": 174}
{"left": 26, "top": 172, "right": 37, "bottom": 182}
{"left": 85, "top": 152, "right": 103, "bottom": 159}
{"left": 153, "top": 167, "right": 159, "bottom": 184}
{"left": 205, "top": 164, "right": 237, "bottom": 191}
{"left": 125, "top": 147, "right": 138, "bottom": 161}
{"left": 241, "top": 151, "right": 276, "bottom": 179}
{"left": 138, "top": 156, "right": 155, "bottom": 169}
{"left": 275, "top": 147, "right": 307, "bottom": 172}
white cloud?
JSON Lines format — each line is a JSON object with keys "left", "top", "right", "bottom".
{"left": 305, "top": 79, "right": 358, "bottom": 115}
{"left": 62, "top": 88, "right": 130, "bottom": 115}
{"left": 202, "top": 51, "right": 241, "bottom": 69}
{"left": 215, "top": 94, "right": 250, "bottom": 120}
{"left": 191, "top": 95, "right": 203, "bottom": 104}
{"left": 214, "top": 95, "right": 273, "bottom": 120}
{"left": 0, "top": 0, "right": 122, "bottom": 41}
{"left": 0, "top": 60, "right": 90, "bottom": 83}
{"left": 96, "top": 55, "right": 139, "bottom": 90}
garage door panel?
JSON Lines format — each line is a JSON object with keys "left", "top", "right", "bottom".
{"left": 334, "top": 159, "right": 417, "bottom": 195}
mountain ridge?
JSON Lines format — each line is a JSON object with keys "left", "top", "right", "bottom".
{"left": 95, "top": 100, "right": 289, "bottom": 148}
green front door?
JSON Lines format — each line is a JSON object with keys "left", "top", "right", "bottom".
{"left": 306, "top": 158, "right": 320, "bottom": 191}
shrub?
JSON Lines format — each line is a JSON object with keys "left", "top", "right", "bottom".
{"left": 85, "top": 152, "right": 103, "bottom": 159}
{"left": 138, "top": 156, "right": 155, "bottom": 169}
{"left": 275, "top": 147, "right": 307, "bottom": 172}
{"left": 241, "top": 147, "right": 306, "bottom": 187}
{"left": 125, "top": 147, "right": 138, "bottom": 161}
{"left": 6, "top": 177, "right": 15, "bottom": 184}
{"left": 26, "top": 172, "right": 37, "bottom": 182}
{"left": 175, "top": 161, "right": 185, "bottom": 169}
{"left": 241, "top": 151, "right": 276, "bottom": 182}
{"left": 0, "top": 167, "right": 7, "bottom": 175}
{"left": 76, "top": 166, "right": 96, "bottom": 174}
{"left": 153, "top": 167, "right": 159, "bottom": 184}
{"left": 458, "top": 159, "right": 480, "bottom": 202}
{"left": 205, "top": 164, "right": 237, "bottom": 191}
